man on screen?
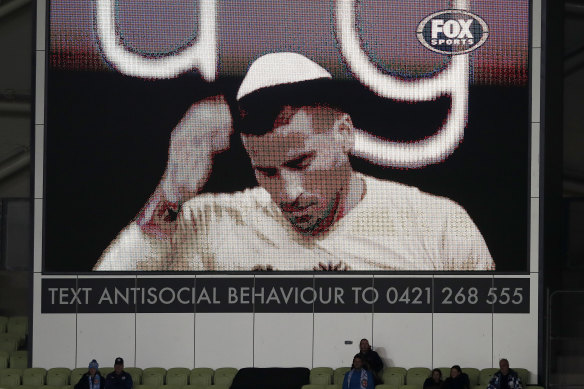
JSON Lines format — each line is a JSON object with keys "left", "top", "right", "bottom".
{"left": 94, "top": 52, "right": 494, "bottom": 271}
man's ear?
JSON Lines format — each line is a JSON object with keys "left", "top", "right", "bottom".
{"left": 333, "top": 114, "right": 355, "bottom": 153}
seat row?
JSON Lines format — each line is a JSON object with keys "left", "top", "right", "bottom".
{"left": 309, "top": 367, "right": 531, "bottom": 387}
{"left": 0, "top": 351, "right": 28, "bottom": 369}
{"left": 0, "top": 366, "right": 533, "bottom": 389}
{"left": 0, "top": 368, "right": 237, "bottom": 388}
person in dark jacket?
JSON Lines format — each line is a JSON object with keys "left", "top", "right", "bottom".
{"left": 358, "top": 339, "right": 383, "bottom": 384}
{"left": 487, "top": 359, "right": 523, "bottom": 389}
{"left": 75, "top": 359, "right": 105, "bottom": 389}
{"left": 105, "top": 357, "right": 133, "bottom": 389}
{"left": 424, "top": 368, "right": 444, "bottom": 389}
{"left": 443, "top": 365, "right": 470, "bottom": 389}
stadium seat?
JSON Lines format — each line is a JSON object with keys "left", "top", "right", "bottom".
{"left": 333, "top": 367, "right": 350, "bottom": 384}
{"left": 135, "top": 384, "right": 155, "bottom": 389}
{"left": 310, "top": 367, "right": 333, "bottom": 385}
{"left": 166, "top": 368, "right": 190, "bottom": 386}
{"left": 23, "top": 368, "right": 47, "bottom": 386}
{"left": 462, "top": 368, "right": 480, "bottom": 386}
{"left": 189, "top": 368, "right": 213, "bottom": 386}
{"left": 0, "top": 334, "right": 19, "bottom": 353}
{"left": 406, "top": 368, "right": 431, "bottom": 388}
{"left": 20, "top": 385, "right": 42, "bottom": 389}
{"left": 70, "top": 368, "right": 88, "bottom": 386}
{"left": 382, "top": 371, "right": 405, "bottom": 387}
{"left": 61, "top": 385, "right": 73, "bottom": 389}
{"left": 182, "top": 384, "right": 208, "bottom": 389}
{"left": 513, "top": 368, "right": 529, "bottom": 385}
{"left": 100, "top": 367, "right": 114, "bottom": 377}
{"left": 326, "top": 385, "right": 342, "bottom": 389}
{"left": 142, "top": 368, "right": 167, "bottom": 387}
{"left": 437, "top": 367, "right": 451, "bottom": 380}
{"left": 472, "top": 384, "right": 484, "bottom": 389}
{"left": 46, "top": 367, "right": 71, "bottom": 386}
{"left": 125, "top": 367, "right": 143, "bottom": 384}
{"left": 0, "top": 367, "right": 22, "bottom": 386}
{"left": 213, "top": 368, "right": 237, "bottom": 386}
{"left": 301, "top": 385, "right": 326, "bottom": 389}
{"left": 208, "top": 385, "right": 230, "bottom": 389}
{"left": 0, "top": 317, "right": 7, "bottom": 333}
{"left": 400, "top": 385, "right": 420, "bottom": 389}
{"left": 0, "top": 350, "right": 8, "bottom": 369}
{"left": 479, "top": 369, "right": 499, "bottom": 386}
{"left": 384, "top": 367, "right": 407, "bottom": 377}
{"left": 161, "top": 384, "right": 181, "bottom": 389}
{"left": 7, "top": 316, "right": 28, "bottom": 333}
{"left": 376, "top": 385, "right": 399, "bottom": 389}
{"left": 10, "top": 350, "right": 28, "bottom": 369}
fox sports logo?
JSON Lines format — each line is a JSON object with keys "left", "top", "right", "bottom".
{"left": 417, "top": 10, "right": 489, "bottom": 55}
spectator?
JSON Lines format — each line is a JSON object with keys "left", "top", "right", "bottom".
{"left": 75, "top": 359, "right": 105, "bottom": 389}
{"left": 343, "top": 354, "right": 375, "bottom": 389}
{"left": 358, "top": 339, "right": 383, "bottom": 384}
{"left": 105, "top": 357, "right": 133, "bottom": 389}
{"left": 487, "top": 359, "right": 523, "bottom": 389}
{"left": 424, "top": 369, "right": 444, "bottom": 389}
{"left": 444, "top": 365, "right": 470, "bottom": 389}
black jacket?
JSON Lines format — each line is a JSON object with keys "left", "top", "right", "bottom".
{"left": 424, "top": 377, "right": 444, "bottom": 389}
{"left": 74, "top": 372, "right": 105, "bottom": 389}
{"left": 105, "top": 371, "right": 133, "bottom": 389}
{"left": 444, "top": 373, "right": 470, "bottom": 389}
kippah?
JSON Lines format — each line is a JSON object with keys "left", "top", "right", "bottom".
{"left": 236, "top": 52, "right": 333, "bottom": 101}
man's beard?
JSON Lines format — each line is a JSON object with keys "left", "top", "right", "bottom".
{"left": 287, "top": 191, "right": 342, "bottom": 236}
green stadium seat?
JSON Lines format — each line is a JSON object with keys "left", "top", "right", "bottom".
{"left": 526, "top": 386, "right": 544, "bottom": 389}
{"left": 70, "top": 368, "right": 88, "bottom": 386}
{"left": 135, "top": 385, "right": 156, "bottom": 389}
{"left": 406, "top": 368, "right": 431, "bottom": 388}
{"left": 125, "top": 367, "right": 143, "bottom": 384}
{"left": 142, "top": 368, "right": 167, "bottom": 387}
{"left": 213, "top": 368, "right": 237, "bottom": 386}
{"left": 10, "top": 350, "right": 28, "bottom": 369}
{"left": 61, "top": 385, "right": 73, "bottom": 389}
{"left": 208, "top": 385, "right": 230, "bottom": 389}
{"left": 310, "top": 367, "right": 333, "bottom": 385}
{"left": 479, "top": 369, "right": 499, "bottom": 386}
{"left": 0, "top": 317, "right": 7, "bottom": 333}
{"left": 189, "top": 368, "right": 213, "bottom": 386}
{"left": 302, "top": 385, "right": 326, "bottom": 389}
{"left": 0, "top": 367, "right": 22, "bottom": 386}
{"left": 22, "top": 368, "right": 47, "bottom": 386}
{"left": 182, "top": 384, "right": 208, "bottom": 389}
{"left": 7, "top": 317, "right": 28, "bottom": 333}
{"left": 462, "top": 368, "right": 480, "bottom": 386}
{"left": 166, "top": 368, "right": 190, "bottom": 386}
{"left": 0, "top": 334, "right": 19, "bottom": 353}
{"left": 100, "top": 367, "right": 114, "bottom": 377}
{"left": 382, "top": 371, "right": 405, "bottom": 387}
{"left": 384, "top": 367, "right": 407, "bottom": 377}
{"left": 400, "top": 385, "right": 420, "bottom": 389}
{"left": 20, "top": 385, "right": 42, "bottom": 389}
{"left": 161, "top": 384, "right": 181, "bottom": 389}
{"left": 513, "top": 368, "right": 529, "bottom": 385}
{"left": 46, "top": 367, "right": 71, "bottom": 386}
{"left": 333, "top": 367, "right": 350, "bottom": 384}
{"left": 0, "top": 351, "right": 9, "bottom": 369}
{"left": 376, "top": 385, "right": 399, "bottom": 389}
{"left": 326, "top": 384, "right": 342, "bottom": 389}
{"left": 436, "top": 368, "right": 450, "bottom": 380}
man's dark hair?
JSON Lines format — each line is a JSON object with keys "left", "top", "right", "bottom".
{"left": 451, "top": 365, "right": 462, "bottom": 374}
{"left": 432, "top": 368, "right": 443, "bottom": 378}
{"left": 236, "top": 79, "right": 346, "bottom": 136}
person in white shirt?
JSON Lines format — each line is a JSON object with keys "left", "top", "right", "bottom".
{"left": 94, "top": 52, "right": 494, "bottom": 271}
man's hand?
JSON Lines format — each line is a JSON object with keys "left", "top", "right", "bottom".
{"left": 137, "top": 95, "right": 233, "bottom": 237}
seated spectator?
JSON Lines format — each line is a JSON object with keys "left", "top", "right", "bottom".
{"left": 358, "top": 338, "right": 383, "bottom": 384}
{"left": 487, "top": 359, "right": 523, "bottom": 389}
{"left": 105, "top": 357, "right": 133, "bottom": 389}
{"left": 75, "top": 359, "right": 105, "bottom": 389}
{"left": 343, "top": 354, "right": 375, "bottom": 389}
{"left": 424, "top": 368, "right": 444, "bottom": 389}
{"left": 444, "top": 365, "right": 470, "bottom": 389}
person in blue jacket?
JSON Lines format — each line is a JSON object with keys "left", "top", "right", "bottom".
{"left": 343, "top": 354, "right": 375, "bottom": 389}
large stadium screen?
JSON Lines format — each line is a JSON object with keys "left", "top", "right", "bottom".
{"left": 43, "top": 0, "right": 531, "bottom": 274}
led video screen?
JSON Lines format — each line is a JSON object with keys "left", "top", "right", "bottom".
{"left": 44, "top": 0, "right": 531, "bottom": 272}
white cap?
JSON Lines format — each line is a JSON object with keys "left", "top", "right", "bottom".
{"left": 236, "top": 52, "right": 333, "bottom": 101}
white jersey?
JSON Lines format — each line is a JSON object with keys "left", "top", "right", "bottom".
{"left": 95, "top": 174, "right": 494, "bottom": 271}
